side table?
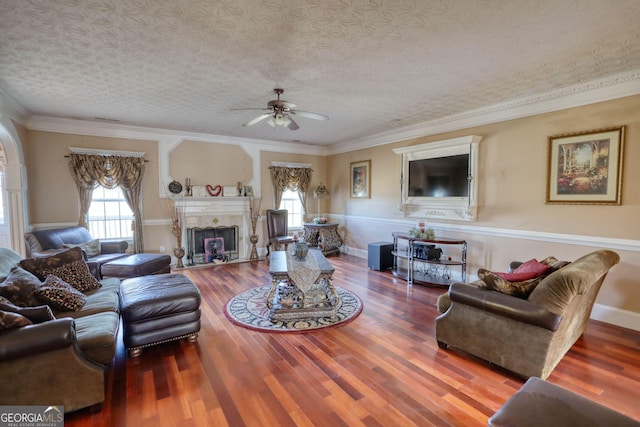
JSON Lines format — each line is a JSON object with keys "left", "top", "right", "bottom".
{"left": 302, "top": 223, "right": 343, "bottom": 256}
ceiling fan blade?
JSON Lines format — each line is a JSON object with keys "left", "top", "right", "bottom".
{"left": 243, "top": 113, "right": 271, "bottom": 127}
{"left": 291, "top": 110, "right": 329, "bottom": 121}
{"left": 231, "top": 107, "right": 269, "bottom": 111}
{"left": 287, "top": 116, "right": 299, "bottom": 130}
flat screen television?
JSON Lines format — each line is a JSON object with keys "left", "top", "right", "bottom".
{"left": 394, "top": 135, "right": 481, "bottom": 221}
{"left": 407, "top": 154, "right": 469, "bottom": 198}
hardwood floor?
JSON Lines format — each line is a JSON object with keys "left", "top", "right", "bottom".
{"left": 66, "top": 254, "right": 640, "bottom": 426}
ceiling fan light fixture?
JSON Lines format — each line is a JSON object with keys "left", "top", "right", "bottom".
{"left": 235, "top": 88, "right": 328, "bottom": 130}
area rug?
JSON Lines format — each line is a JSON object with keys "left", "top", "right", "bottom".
{"left": 224, "top": 285, "right": 363, "bottom": 333}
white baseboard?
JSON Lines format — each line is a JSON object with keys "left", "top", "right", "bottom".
{"left": 591, "top": 303, "right": 640, "bottom": 332}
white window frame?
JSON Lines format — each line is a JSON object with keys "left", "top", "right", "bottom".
{"left": 279, "top": 189, "right": 304, "bottom": 229}
{"left": 0, "top": 168, "right": 5, "bottom": 225}
{"left": 87, "top": 186, "right": 134, "bottom": 240}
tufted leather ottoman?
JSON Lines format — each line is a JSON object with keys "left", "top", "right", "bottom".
{"left": 101, "top": 253, "right": 171, "bottom": 279}
{"left": 119, "top": 273, "right": 201, "bottom": 357}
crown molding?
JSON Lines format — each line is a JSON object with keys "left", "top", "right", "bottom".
{"left": 0, "top": 88, "right": 29, "bottom": 125}
{"left": 13, "top": 68, "right": 640, "bottom": 157}
{"left": 328, "top": 69, "right": 640, "bottom": 155}
{"left": 25, "top": 115, "right": 329, "bottom": 156}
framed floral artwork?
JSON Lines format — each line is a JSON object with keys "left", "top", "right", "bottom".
{"left": 350, "top": 160, "right": 371, "bottom": 198}
{"left": 546, "top": 126, "right": 625, "bottom": 205}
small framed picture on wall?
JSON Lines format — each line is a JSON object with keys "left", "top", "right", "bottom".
{"left": 350, "top": 160, "right": 371, "bottom": 198}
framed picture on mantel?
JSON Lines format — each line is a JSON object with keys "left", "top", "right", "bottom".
{"left": 546, "top": 126, "right": 625, "bottom": 205}
{"left": 350, "top": 160, "right": 371, "bottom": 198}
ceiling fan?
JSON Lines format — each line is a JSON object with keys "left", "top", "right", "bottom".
{"left": 232, "top": 88, "right": 329, "bottom": 130}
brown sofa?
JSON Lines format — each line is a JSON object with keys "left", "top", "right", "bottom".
{"left": 435, "top": 250, "right": 619, "bottom": 379}
{"left": 0, "top": 247, "right": 120, "bottom": 413}
{"left": 25, "top": 226, "right": 129, "bottom": 279}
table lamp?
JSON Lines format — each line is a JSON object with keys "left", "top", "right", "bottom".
{"left": 313, "top": 182, "right": 330, "bottom": 223}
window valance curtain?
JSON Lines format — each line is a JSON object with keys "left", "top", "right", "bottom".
{"left": 269, "top": 166, "right": 312, "bottom": 214}
{"left": 68, "top": 153, "right": 146, "bottom": 253}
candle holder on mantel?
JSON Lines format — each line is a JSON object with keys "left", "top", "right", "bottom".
{"left": 249, "top": 196, "right": 261, "bottom": 261}
{"left": 184, "top": 178, "right": 192, "bottom": 197}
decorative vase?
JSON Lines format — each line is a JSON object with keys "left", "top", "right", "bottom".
{"left": 173, "top": 247, "right": 185, "bottom": 268}
{"left": 249, "top": 214, "right": 259, "bottom": 261}
{"left": 249, "top": 234, "right": 259, "bottom": 260}
{"left": 294, "top": 241, "right": 309, "bottom": 261}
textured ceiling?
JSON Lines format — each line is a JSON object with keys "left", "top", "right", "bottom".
{"left": 1, "top": 0, "right": 639, "bottom": 147}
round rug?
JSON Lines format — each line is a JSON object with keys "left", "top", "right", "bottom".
{"left": 224, "top": 285, "right": 363, "bottom": 333}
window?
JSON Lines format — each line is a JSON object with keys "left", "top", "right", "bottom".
{"left": 0, "top": 169, "right": 5, "bottom": 225}
{"left": 279, "top": 189, "right": 304, "bottom": 228}
{"left": 87, "top": 186, "right": 134, "bottom": 239}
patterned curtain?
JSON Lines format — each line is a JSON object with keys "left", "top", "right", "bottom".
{"left": 68, "top": 154, "right": 98, "bottom": 229}
{"left": 68, "top": 153, "right": 146, "bottom": 253}
{"left": 269, "top": 166, "right": 313, "bottom": 214}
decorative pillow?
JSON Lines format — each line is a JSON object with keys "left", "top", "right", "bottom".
{"left": 0, "top": 310, "right": 32, "bottom": 330}
{"left": 35, "top": 275, "right": 87, "bottom": 312}
{"left": 540, "top": 256, "right": 571, "bottom": 271}
{"left": 20, "top": 247, "right": 85, "bottom": 279}
{"left": 477, "top": 269, "right": 545, "bottom": 298}
{"left": 499, "top": 258, "right": 552, "bottom": 281}
{"left": 0, "top": 295, "right": 55, "bottom": 323}
{"left": 20, "top": 247, "right": 101, "bottom": 293}
{"left": 0, "top": 266, "right": 42, "bottom": 307}
{"left": 62, "top": 239, "right": 101, "bottom": 257}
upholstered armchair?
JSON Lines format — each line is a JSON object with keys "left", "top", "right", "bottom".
{"left": 435, "top": 250, "right": 619, "bottom": 379}
{"left": 265, "top": 209, "right": 294, "bottom": 256}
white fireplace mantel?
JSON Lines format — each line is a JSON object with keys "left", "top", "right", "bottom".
{"left": 175, "top": 197, "right": 252, "bottom": 260}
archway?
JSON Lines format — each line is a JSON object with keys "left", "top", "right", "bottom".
{"left": 0, "top": 116, "right": 28, "bottom": 255}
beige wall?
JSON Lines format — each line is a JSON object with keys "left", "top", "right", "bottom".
{"left": 169, "top": 140, "right": 253, "bottom": 191}
{"left": 21, "top": 134, "right": 329, "bottom": 255}
{"left": 15, "top": 94, "right": 640, "bottom": 323}
{"left": 327, "top": 94, "right": 640, "bottom": 317}
{"left": 260, "top": 151, "right": 328, "bottom": 216}
{"left": 25, "top": 131, "right": 162, "bottom": 223}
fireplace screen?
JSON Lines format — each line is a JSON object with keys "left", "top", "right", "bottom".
{"left": 187, "top": 226, "right": 239, "bottom": 264}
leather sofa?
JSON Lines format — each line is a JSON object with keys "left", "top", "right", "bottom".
{"left": 435, "top": 250, "right": 619, "bottom": 379}
{"left": 25, "top": 226, "right": 129, "bottom": 279}
{"left": 0, "top": 247, "right": 120, "bottom": 413}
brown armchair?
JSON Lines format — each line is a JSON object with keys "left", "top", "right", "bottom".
{"left": 435, "top": 250, "right": 619, "bottom": 379}
{"left": 265, "top": 209, "right": 294, "bottom": 256}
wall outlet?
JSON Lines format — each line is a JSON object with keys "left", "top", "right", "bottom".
{"left": 159, "top": 246, "right": 165, "bottom": 253}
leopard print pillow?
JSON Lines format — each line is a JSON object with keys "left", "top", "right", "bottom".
{"left": 476, "top": 269, "right": 544, "bottom": 298}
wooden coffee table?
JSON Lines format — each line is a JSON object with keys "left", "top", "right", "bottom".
{"left": 267, "top": 249, "right": 339, "bottom": 321}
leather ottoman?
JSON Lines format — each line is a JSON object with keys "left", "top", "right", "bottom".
{"left": 489, "top": 377, "right": 640, "bottom": 426}
{"left": 101, "top": 253, "right": 171, "bottom": 279}
{"left": 119, "top": 273, "right": 201, "bottom": 357}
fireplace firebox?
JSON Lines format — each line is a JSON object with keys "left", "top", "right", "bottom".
{"left": 187, "top": 226, "right": 239, "bottom": 265}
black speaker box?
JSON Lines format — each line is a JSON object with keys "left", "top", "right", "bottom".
{"left": 368, "top": 241, "right": 394, "bottom": 271}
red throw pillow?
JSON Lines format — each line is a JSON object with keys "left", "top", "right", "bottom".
{"left": 497, "top": 258, "right": 552, "bottom": 281}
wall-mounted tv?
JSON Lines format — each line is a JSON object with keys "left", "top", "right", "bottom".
{"left": 393, "top": 135, "right": 482, "bottom": 222}
{"left": 407, "top": 154, "right": 469, "bottom": 198}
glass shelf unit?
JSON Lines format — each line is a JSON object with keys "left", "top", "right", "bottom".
{"left": 391, "top": 232, "right": 467, "bottom": 287}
